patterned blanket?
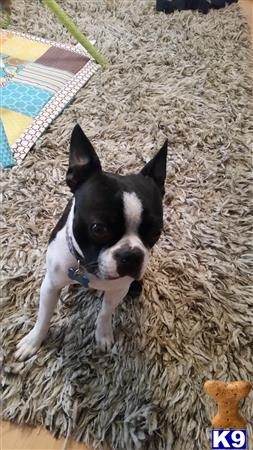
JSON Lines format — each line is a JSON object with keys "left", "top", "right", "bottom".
{"left": 0, "top": 30, "right": 98, "bottom": 168}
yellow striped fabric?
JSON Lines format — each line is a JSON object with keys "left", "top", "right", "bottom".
{"left": 14, "top": 62, "right": 72, "bottom": 93}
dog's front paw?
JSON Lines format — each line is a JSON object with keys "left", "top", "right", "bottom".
{"left": 95, "top": 322, "right": 114, "bottom": 351}
{"left": 15, "top": 329, "right": 43, "bottom": 360}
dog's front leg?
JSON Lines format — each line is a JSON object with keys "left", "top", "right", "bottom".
{"left": 15, "top": 273, "right": 63, "bottom": 360}
{"left": 95, "top": 284, "right": 130, "bottom": 351}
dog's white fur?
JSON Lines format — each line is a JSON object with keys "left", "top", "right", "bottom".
{"left": 123, "top": 192, "right": 143, "bottom": 231}
{"left": 15, "top": 193, "right": 149, "bottom": 360}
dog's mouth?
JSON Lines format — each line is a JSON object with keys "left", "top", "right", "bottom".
{"left": 95, "top": 271, "right": 121, "bottom": 281}
{"left": 94, "top": 264, "right": 142, "bottom": 281}
{"left": 107, "top": 275, "right": 121, "bottom": 280}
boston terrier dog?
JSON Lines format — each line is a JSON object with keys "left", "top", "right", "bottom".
{"left": 15, "top": 125, "right": 167, "bottom": 360}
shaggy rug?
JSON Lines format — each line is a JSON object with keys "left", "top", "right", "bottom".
{"left": 1, "top": 1, "right": 253, "bottom": 450}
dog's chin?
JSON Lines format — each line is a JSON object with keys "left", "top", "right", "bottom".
{"left": 97, "top": 272, "right": 122, "bottom": 281}
{"left": 95, "top": 264, "right": 145, "bottom": 281}
{"left": 95, "top": 268, "right": 138, "bottom": 281}
{"left": 96, "top": 270, "right": 142, "bottom": 281}
{"left": 107, "top": 275, "right": 122, "bottom": 280}
{"left": 93, "top": 268, "right": 120, "bottom": 281}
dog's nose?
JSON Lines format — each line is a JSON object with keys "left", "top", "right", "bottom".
{"left": 117, "top": 249, "right": 143, "bottom": 266}
{"left": 114, "top": 247, "right": 144, "bottom": 279}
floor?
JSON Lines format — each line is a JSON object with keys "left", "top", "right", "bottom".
{"left": 1, "top": 2, "right": 252, "bottom": 450}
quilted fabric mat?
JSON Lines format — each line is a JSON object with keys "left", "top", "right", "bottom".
{"left": 0, "top": 30, "right": 98, "bottom": 168}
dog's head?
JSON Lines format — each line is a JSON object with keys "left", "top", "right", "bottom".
{"left": 67, "top": 124, "right": 167, "bottom": 280}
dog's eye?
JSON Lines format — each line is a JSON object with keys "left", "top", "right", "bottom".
{"left": 90, "top": 223, "right": 109, "bottom": 239}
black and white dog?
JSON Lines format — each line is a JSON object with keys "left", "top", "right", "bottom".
{"left": 15, "top": 125, "right": 167, "bottom": 360}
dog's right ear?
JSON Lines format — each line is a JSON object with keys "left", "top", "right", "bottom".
{"left": 66, "top": 124, "right": 102, "bottom": 192}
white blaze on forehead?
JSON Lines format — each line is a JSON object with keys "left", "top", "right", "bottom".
{"left": 123, "top": 191, "right": 143, "bottom": 233}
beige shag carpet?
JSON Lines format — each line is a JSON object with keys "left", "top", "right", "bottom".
{"left": 1, "top": 1, "right": 253, "bottom": 449}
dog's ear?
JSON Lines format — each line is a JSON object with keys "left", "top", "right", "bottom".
{"left": 66, "top": 124, "right": 102, "bottom": 192}
{"left": 141, "top": 140, "right": 168, "bottom": 196}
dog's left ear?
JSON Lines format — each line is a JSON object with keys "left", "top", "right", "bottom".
{"left": 141, "top": 140, "right": 168, "bottom": 196}
{"left": 66, "top": 124, "right": 102, "bottom": 192}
